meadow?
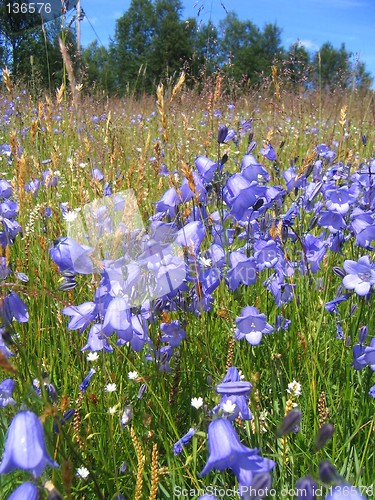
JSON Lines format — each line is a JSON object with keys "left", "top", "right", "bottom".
{"left": 0, "top": 70, "right": 374, "bottom": 499}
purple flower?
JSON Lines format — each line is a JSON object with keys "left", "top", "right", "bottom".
{"left": 0, "top": 410, "right": 58, "bottom": 477}
{"left": 368, "top": 385, "right": 375, "bottom": 398}
{"left": 260, "top": 143, "right": 277, "bottom": 161}
{"left": 79, "top": 368, "right": 96, "bottom": 392}
{"left": 236, "top": 306, "right": 274, "bottom": 345}
{"left": 81, "top": 324, "right": 113, "bottom": 352}
{"left": 7, "top": 482, "right": 39, "bottom": 500}
{"left": 214, "top": 375, "right": 253, "bottom": 421}
{"left": 226, "top": 251, "right": 257, "bottom": 290}
{"left": 199, "top": 418, "right": 275, "bottom": 487}
{"left": 50, "top": 237, "right": 93, "bottom": 275}
{"left": 175, "top": 221, "right": 206, "bottom": 254}
{"left": 325, "top": 184, "right": 359, "bottom": 214}
{"left": 295, "top": 476, "right": 317, "bottom": 500}
{"left": 195, "top": 156, "right": 219, "bottom": 183}
{"left": 92, "top": 168, "right": 104, "bottom": 181}
{"left": 63, "top": 302, "right": 97, "bottom": 332}
{"left": 173, "top": 427, "right": 196, "bottom": 455}
{"left": 160, "top": 320, "right": 186, "bottom": 347}
{"left": 342, "top": 256, "right": 375, "bottom": 296}
{"left": 0, "top": 378, "right": 16, "bottom": 407}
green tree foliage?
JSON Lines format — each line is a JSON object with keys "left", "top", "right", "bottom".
{"left": 284, "top": 42, "right": 310, "bottom": 88}
{"left": 110, "top": 0, "right": 156, "bottom": 94}
{"left": 150, "top": 0, "right": 193, "bottom": 79}
{"left": 218, "top": 13, "right": 283, "bottom": 85}
{"left": 312, "top": 42, "right": 372, "bottom": 90}
{"left": 0, "top": 2, "right": 77, "bottom": 92}
{"left": 82, "top": 41, "right": 115, "bottom": 94}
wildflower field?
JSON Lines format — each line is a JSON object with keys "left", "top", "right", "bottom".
{"left": 0, "top": 72, "right": 375, "bottom": 500}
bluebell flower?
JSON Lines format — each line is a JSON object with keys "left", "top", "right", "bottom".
{"left": 214, "top": 376, "right": 253, "bottom": 421}
{"left": 7, "top": 482, "right": 39, "bottom": 500}
{"left": 63, "top": 302, "right": 97, "bottom": 333}
{"left": 236, "top": 306, "right": 273, "bottom": 346}
{"left": 295, "top": 476, "right": 318, "bottom": 500}
{"left": 160, "top": 320, "right": 186, "bottom": 348}
{"left": 79, "top": 368, "right": 96, "bottom": 392}
{"left": 2, "top": 291, "right": 28, "bottom": 324}
{"left": 226, "top": 251, "right": 257, "bottom": 290}
{"left": 260, "top": 143, "right": 277, "bottom": 161}
{"left": 50, "top": 237, "right": 93, "bottom": 275}
{"left": 92, "top": 168, "right": 104, "bottom": 181}
{"left": 0, "top": 378, "right": 16, "bottom": 407}
{"left": 342, "top": 256, "right": 375, "bottom": 296}
{"left": 173, "top": 427, "right": 196, "bottom": 455}
{"left": 195, "top": 156, "right": 219, "bottom": 183}
{"left": 200, "top": 418, "right": 275, "bottom": 488}
{"left": 81, "top": 324, "right": 113, "bottom": 352}
{"left": 0, "top": 410, "right": 58, "bottom": 477}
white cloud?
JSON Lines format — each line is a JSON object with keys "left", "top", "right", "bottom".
{"left": 298, "top": 39, "right": 320, "bottom": 52}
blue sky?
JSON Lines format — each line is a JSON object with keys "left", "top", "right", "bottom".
{"left": 73, "top": 0, "right": 375, "bottom": 81}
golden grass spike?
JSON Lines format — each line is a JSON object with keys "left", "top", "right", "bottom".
{"left": 2, "top": 67, "right": 13, "bottom": 97}
{"left": 56, "top": 82, "right": 65, "bottom": 105}
{"left": 149, "top": 443, "right": 159, "bottom": 500}
{"left": 157, "top": 82, "right": 168, "bottom": 143}
{"left": 180, "top": 160, "right": 195, "bottom": 193}
{"left": 339, "top": 104, "right": 347, "bottom": 127}
{"left": 130, "top": 427, "right": 145, "bottom": 500}
{"left": 170, "top": 71, "right": 185, "bottom": 103}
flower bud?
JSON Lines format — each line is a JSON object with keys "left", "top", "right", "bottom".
{"left": 277, "top": 409, "right": 302, "bottom": 436}
{"left": 295, "top": 476, "right": 317, "bottom": 500}
{"left": 313, "top": 423, "right": 334, "bottom": 452}
{"left": 217, "top": 125, "right": 229, "bottom": 144}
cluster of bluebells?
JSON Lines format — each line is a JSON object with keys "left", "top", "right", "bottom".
{"left": 0, "top": 179, "right": 28, "bottom": 357}
{"left": 49, "top": 122, "right": 375, "bottom": 381}
{"left": 174, "top": 366, "right": 275, "bottom": 496}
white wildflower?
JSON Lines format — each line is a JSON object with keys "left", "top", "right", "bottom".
{"left": 287, "top": 380, "right": 302, "bottom": 397}
{"left": 63, "top": 209, "right": 80, "bottom": 222}
{"left": 191, "top": 397, "right": 203, "bottom": 409}
{"left": 222, "top": 400, "right": 236, "bottom": 414}
{"left": 76, "top": 466, "right": 89, "bottom": 479}
{"left": 87, "top": 352, "right": 99, "bottom": 362}
{"left": 128, "top": 371, "right": 139, "bottom": 380}
{"left": 198, "top": 256, "right": 212, "bottom": 268}
{"left": 108, "top": 405, "right": 118, "bottom": 415}
{"left": 105, "top": 383, "right": 117, "bottom": 393}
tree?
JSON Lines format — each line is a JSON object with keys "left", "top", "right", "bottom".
{"left": 150, "top": 0, "right": 194, "bottom": 80}
{"left": 110, "top": 0, "right": 156, "bottom": 94}
{"left": 218, "top": 13, "right": 283, "bottom": 85}
{"left": 82, "top": 41, "right": 115, "bottom": 94}
{"left": 284, "top": 42, "right": 311, "bottom": 88}
{"left": 312, "top": 42, "right": 351, "bottom": 90}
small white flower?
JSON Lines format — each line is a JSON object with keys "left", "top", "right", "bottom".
{"left": 198, "top": 256, "right": 212, "bottom": 268}
{"left": 128, "top": 371, "right": 139, "bottom": 380}
{"left": 105, "top": 383, "right": 117, "bottom": 393}
{"left": 77, "top": 466, "right": 89, "bottom": 479}
{"left": 191, "top": 397, "right": 203, "bottom": 409}
{"left": 287, "top": 380, "right": 302, "bottom": 397}
{"left": 63, "top": 209, "right": 80, "bottom": 222}
{"left": 108, "top": 406, "right": 118, "bottom": 415}
{"left": 222, "top": 400, "right": 236, "bottom": 414}
{"left": 87, "top": 352, "right": 99, "bottom": 362}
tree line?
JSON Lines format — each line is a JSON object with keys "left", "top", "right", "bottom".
{"left": 0, "top": 0, "right": 372, "bottom": 95}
